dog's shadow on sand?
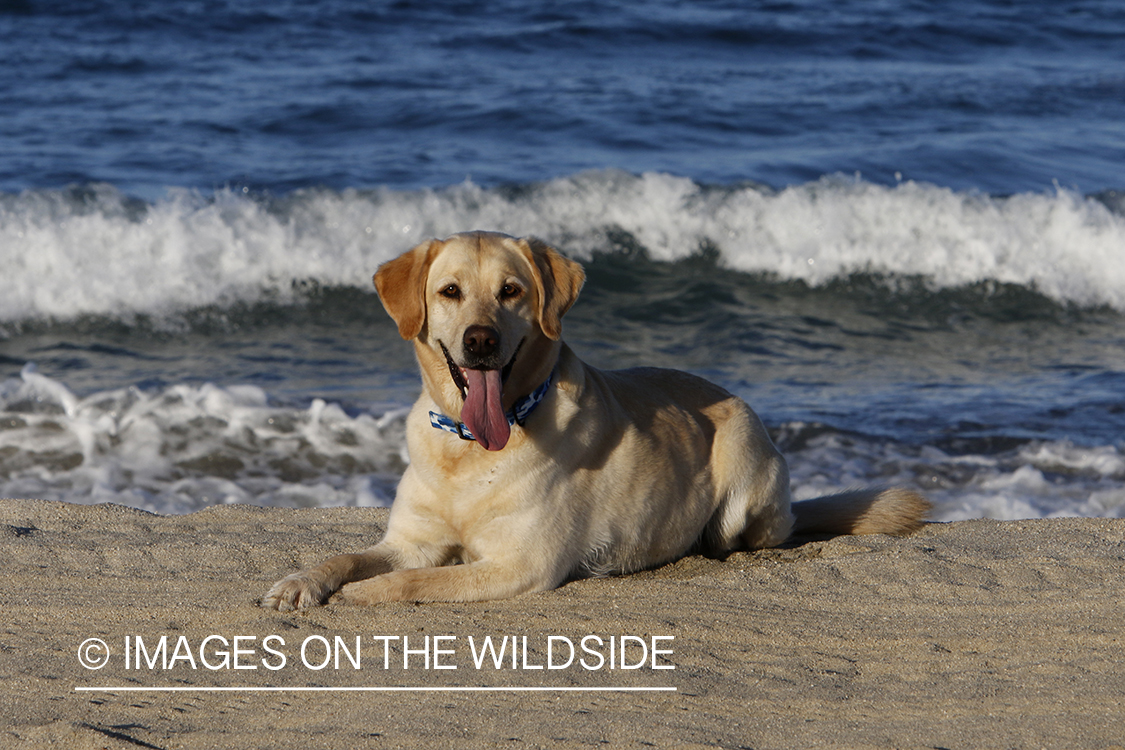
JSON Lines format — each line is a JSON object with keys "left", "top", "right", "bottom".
{"left": 620, "top": 533, "right": 849, "bottom": 582}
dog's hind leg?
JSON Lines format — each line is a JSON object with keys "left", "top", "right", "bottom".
{"left": 704, "top": 401, "right": 795, "bottom": 553}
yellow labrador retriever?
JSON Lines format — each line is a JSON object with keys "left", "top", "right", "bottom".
{"left": 263, "top": 231, "right": 928, "bottom": 611}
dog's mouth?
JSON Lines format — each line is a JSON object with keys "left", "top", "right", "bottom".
{"left": 439, "top": 340, "right": 523, "bottom": 452}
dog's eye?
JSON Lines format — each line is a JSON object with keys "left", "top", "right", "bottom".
{"left": 500, "top": 283, "right": 522, "bottom": 300}
{"left": 439, "top": 284, "right": 461, "bottom": 300}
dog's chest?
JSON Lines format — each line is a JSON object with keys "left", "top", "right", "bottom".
{"left": 413, "top": 441, "right": 540, "bottom": 520}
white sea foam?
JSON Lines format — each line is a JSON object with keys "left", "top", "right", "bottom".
{"left": 0, "top": 365, "right": 406, "bottom": 514}
{"left": 2, "top": 365, "right": 1122, "bottom": 520}
{"left": 2, "top": 172, "right": 1124, "bottom": 324}
{"left": 785, "top": 427, "right": 1125, "bottom": 522}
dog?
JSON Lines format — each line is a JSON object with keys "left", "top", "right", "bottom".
{"left": 262, "top": 231, "right": 929, "bottom": 611}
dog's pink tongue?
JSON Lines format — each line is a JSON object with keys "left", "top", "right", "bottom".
{"left": 460, "top": 368, "right": 510, "bottom": 451}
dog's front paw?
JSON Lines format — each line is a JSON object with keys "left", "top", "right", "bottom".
{"left": 261, "top": 570, "right": 334, "bottom": 612}
{"left": 337, "top": 577, "right": 388, "bottom": 606}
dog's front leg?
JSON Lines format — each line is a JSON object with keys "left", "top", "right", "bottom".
{"left": 262, "top": 546, "right": 396, "bottom": 612}
{"left": 338, "top": 559, "right": 549, "bottom": 605}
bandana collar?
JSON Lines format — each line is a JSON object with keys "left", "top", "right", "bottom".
{"left": 429, "top": 367, "right": 556, "bottom": 442}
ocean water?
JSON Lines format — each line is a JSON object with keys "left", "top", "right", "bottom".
{"left": 1, "top": 1, "right": 1123, "bottom": 522}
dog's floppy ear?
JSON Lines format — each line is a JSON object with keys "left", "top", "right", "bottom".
{"left": 373, "top": 239, "right": 441, "bottom": 340}
{"left": 522, "top": 237, "right": 585, "bottom": 340}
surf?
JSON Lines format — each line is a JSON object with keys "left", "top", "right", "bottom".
{"left": 2, "top": 172, "right": 1124, "bottom": 329}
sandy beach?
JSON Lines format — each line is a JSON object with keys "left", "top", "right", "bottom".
{"left": 2, "top": 497, "right": 1123, "bottom": 749}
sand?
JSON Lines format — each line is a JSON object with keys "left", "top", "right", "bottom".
{"left": 2, "top": 497, "right": 1123, "bottom": 749}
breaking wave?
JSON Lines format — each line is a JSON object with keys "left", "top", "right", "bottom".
{"left": 2, "top": 171, "right": 1124, "bottom": 327}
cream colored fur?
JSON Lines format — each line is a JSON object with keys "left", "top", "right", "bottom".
{"left": 262, "top": 231, "right": 929, "bottom": 610}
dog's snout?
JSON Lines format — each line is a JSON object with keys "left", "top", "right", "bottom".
{"left": 463, "top": 325, "right": 500, "bottom": 359}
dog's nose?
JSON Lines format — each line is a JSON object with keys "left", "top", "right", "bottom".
{"left": 463, "top": 325, "right": 500, "bottom": 359}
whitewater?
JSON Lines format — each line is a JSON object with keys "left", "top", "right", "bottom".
{"left": 1, "top": 173, "right": 1122, "bottom": 521}
{"left": 4, "top": 173, "right": 1125, "bottom": 323}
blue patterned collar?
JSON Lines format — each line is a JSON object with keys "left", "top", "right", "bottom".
{"left": 429, "top": 367, "right": 556, "bottom": 442}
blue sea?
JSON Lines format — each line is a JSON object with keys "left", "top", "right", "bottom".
{"left": 1, "top": 0, "right": 1123, "bottom": 521}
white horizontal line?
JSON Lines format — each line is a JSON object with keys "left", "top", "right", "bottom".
{"left": 75, "top": 686, "right": 677, "bottom": 693}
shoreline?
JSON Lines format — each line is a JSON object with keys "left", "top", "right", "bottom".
{"left": 3, "top": 498, "right": 1124, "bottom": 749}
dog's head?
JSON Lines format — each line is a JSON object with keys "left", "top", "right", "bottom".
{"left": 374, "top": 231, "right": 585, "bottom": 451}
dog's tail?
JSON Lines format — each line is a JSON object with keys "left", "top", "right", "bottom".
{"left": 791, "top": 487, "right": 931, "bottom": 537}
